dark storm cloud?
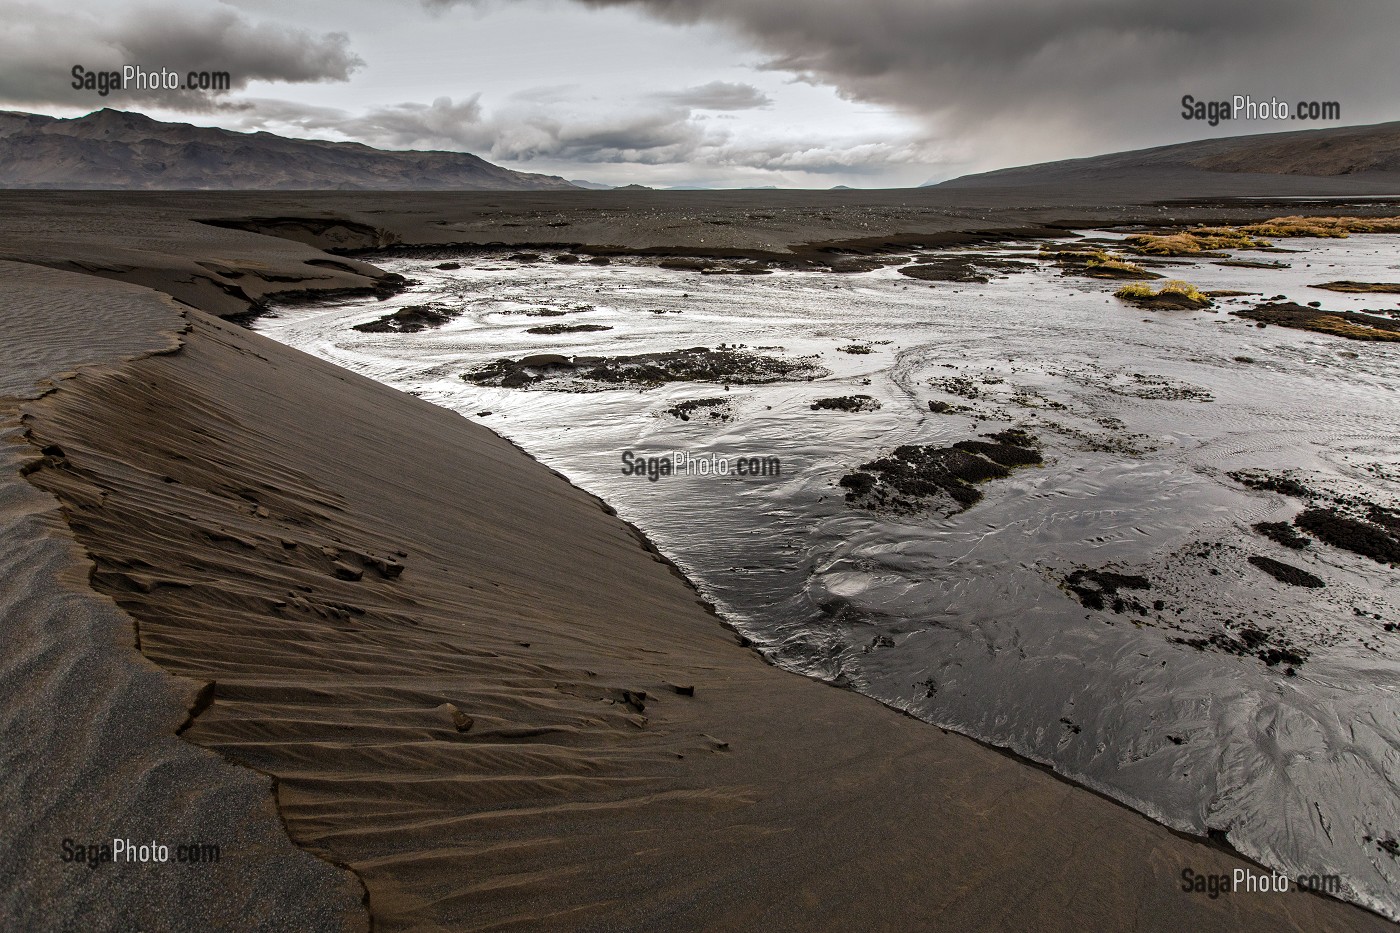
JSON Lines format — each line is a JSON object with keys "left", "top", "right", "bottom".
{"left": 0, "top": 2, "right": 363, "bottom": 111}
{"left": 431, "top": 0, "right": 1400, "bottom": 165}
{"left": 652, "top": 81, "right": 771, "bottom": 111}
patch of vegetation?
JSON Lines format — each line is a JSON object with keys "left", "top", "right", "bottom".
{"left": 1040, "top": 245, "right": 1112, "bottom": 263}
{"left": 1084, "top": 255, "right": 1156, "bottom": 278}
{"left": 1114, "top": 280, "right": 1213, "bottom": 309}
{"left": 1239, "top": 215, "right": 1400, "bottom": 238}
{"left": 838, "top": 344, "right": 873, "bottom": 354}
{"left": 1041, "top": 245, "right": 1160, "bottom": 279}
{"left": 1119, "top": 217, "right": 1400, "bottom": 266}
{"left": 1126, "top": 228, "right": 1271, "bottom": 256}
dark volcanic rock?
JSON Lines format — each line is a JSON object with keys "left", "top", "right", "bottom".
{"left": 811, "top": 395, "right": 882, "bottom": 413}
{"left": 1248, "top": 554, "right": 1324, "bottom": 587}
{"left": 1312, "top": 280, "right": 1400, "bottom": 293}
{"left": 352, "top": 304, "right": 457, "bottom": 334}
{"left": 1116, "top": 290, "right": 1213, "bottom": 311}
{"left": 1295, "top": 508, "right": 1400, "bottom": 564}
{"left": 1229, "top": 470, "right": 1316, "bottom": 499}
{"left": 665, "top": 398, "right": 731, "bottom": 422}
{"left": 899, "top": 258, "right": 988, "bottom": 284}
{"left": 1064, "top": 568, "right": 1152, "bottom": 613}
{"left": 657, "top": 259, "right": 714, "bottom": 272}
{"left": 1368, "top": 504, "right": 1400, "bottom": 535}
{"left": 465, "top": 347, "right": 826, "bottom": 389}
{"left": 332, "top": 561, "right": 364, "bottom": 582}
{"left": 1252, "top": 521, "right": 1311, "bottom": 549}
{"left": 840, "top": 431, "right": 1041, "bottom": 513}
{"left": 952, "top": 439, "right": 1043, "bottom": 467}
{"left": 525, "top": 323, "right": 613, "bottom": 335}
{"left": 1233, "top": 302, "right": 1400, "bottom": 341}
{"left": 1173, "top": 624, "right": 1309, "bottom": 670}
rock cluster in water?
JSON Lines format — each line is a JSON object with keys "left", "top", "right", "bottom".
{"left": 839, "top": 428, "right": 1042, "bottom": 512}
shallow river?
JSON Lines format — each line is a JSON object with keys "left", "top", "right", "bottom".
{"left": 258, "top": 232, "right": 1400, "bottom": 918}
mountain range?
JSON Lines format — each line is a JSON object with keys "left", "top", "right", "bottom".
{"left": 933, "top": 120, "right": 1400, "bottom": 191}
{"left": 7, "top": 108, "right": 1400, "bottom": 194}
{"left": 0, "top": 109, "right": 577, "bottom": 190}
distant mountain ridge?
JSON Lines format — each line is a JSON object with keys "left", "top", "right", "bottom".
{"left": 0, "top": 109, "right": 578, "bottom": 191}
{"left": 934, "top": 121, "right": 1400, "bottom": 190}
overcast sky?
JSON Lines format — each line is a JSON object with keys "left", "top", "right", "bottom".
{"left": 4, "top": 0, "right": 1399, "bottom": 188}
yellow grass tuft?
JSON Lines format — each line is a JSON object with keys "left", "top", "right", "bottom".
{"left": 1239, "top": 215, "right": 1400, "bottom": 238}
{"left": 1115, "top": 280, "right": 1210, "bottom": 303}
{"left": 1126, "top": 229, "right": 1271, "bottom": 255}
{"left": 1085, "top": 255, "right": 1148, "bottom": 274}
{"left": 1306, "top": 314, "right": 1400, "bottom": 341}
